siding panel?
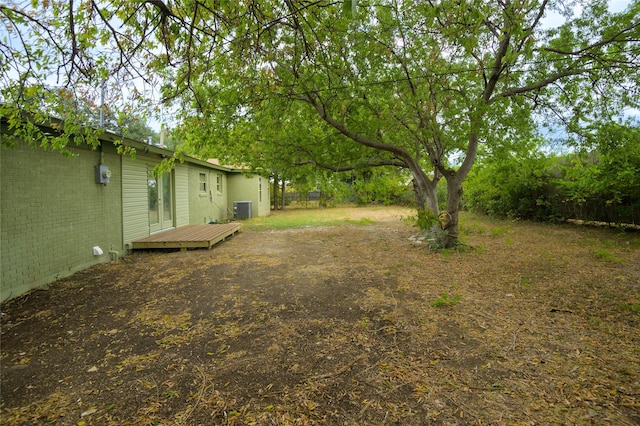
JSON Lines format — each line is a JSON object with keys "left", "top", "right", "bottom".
{"left": 175, "top": 164, "right": 189, "bottom": 227}
{"left": 122, "top": 156, "right": 149, "bottom": 244}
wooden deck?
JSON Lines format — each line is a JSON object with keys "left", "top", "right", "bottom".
{"left": 131, "top": 222, "right": 241, "bottom": 251}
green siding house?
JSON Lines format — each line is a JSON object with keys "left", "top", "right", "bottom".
{"left": 1, "top": 120, "right": 269, "bottom": 301}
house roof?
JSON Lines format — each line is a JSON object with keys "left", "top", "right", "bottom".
{"left": 0, "top": 109, "right": 240, "bottom": 174}
{"left": 90, "top": 128, "right": 241, "bottom": 173}
{"left": 206, "top": 158, "right": 252, "bottom": 172}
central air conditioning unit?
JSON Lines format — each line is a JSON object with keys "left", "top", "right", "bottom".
{"left": 233, "top": 201, "right": 252, "bottom": 219}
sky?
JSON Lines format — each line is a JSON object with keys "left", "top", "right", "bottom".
{"left": 543, "top": 0, "right": 632, "bottom": 27}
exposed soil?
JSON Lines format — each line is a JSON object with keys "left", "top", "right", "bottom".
{"left": 1, "top": 207, "right": 639, "bottom": 425}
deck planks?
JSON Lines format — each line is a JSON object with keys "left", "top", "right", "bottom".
{"left": 131, "top": 222, "right": 241, "bottom": 251}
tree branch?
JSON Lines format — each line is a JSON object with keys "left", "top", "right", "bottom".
{"left": 67, "top": 0, "right": 78, "bottom": 77}
{"left": 0, "top": 6, "right": 65, "bottom": 53}
{"left": 493, "top": 68, "right": 588, "bottom": 100}
{"left": 145, "top": 0, "right": 177, "bottom": 20}
{"left": 297, "top": 92, "right": 415, "bottom": 162}
{"left": 526, "top": 0, "right": 549, "bottom": 35}
{"left": 293, "top": 158, "right": 407, "bottom": 172}
{"left": 542, "top": 20, "right": 640, "bottom": 56}
{"left": 482, "top": 10, "right": 511, "bottom": 101}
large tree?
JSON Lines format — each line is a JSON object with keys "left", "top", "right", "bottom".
{"left": 171, "top": 0, "right": 639, "bottom": 246}
{"left": 2, "top": 0, "right": 639, "bottom": 247}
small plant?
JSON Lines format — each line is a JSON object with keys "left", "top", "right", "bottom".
{"left": 619, "top": 303, "right": 640, "bottom": 312}
{"left": 431, "top": 293, "right": 462, "bottom": 307}
{"left": 163, "top": 390, "right": 179, "bottom": 398}
{"left": 415, "top": 208, "right": 439, "bottom": 230}
{"left": 459, "top": 221, "right": 487, "bottom": 235}
{"left": 593, "top": 249, "right": 625, "bottom": 263}
{"left": 491, "top": 226, "right": 507, "bottom": 236}
{"left": 427, "top": 230, "right": 452, "bottom": 251}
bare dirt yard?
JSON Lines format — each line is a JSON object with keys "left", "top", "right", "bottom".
{"left": 1, "top": 206, "right": 639, "bottom": 425}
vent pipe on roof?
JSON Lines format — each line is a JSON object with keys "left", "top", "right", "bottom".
{"left": 99, "top": 82, "right": 105, "bottom": 128}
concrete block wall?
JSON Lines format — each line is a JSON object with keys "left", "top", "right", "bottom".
{"left": 1, "top": 142, "right": 123, "bottom": 301}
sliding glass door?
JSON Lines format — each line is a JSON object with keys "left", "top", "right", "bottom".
{"left": 148, "top": 168, "right": 174, "bottom": 233}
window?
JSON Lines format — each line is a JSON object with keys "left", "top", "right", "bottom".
{"left": 216, "top": 174, "right": 222, "bottom": 193}
{"left": 148, "top": 169, "right": 158, "bottom": 225}
{"left": 199, "top": 173, "right": 207, "bottom": 192}
{"left": 259, "top": 177, "right": 262, "bottom": 202}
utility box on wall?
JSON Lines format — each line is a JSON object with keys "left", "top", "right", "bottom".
{"left": 233, "top": 201, "right": 252, "bottom": 219}
{"left": 95, "top": 164, "right": 111, "bottom": 185}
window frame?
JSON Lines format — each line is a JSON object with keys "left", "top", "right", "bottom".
{"left": 199, "top": 172, "right": 207, "bottom": 193}
{"left": 216, "top": 173, "right": 222, "bottom": 194}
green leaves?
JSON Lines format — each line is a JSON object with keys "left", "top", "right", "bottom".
{"left": 342, "top": 0, "right": 358, "bottom": 18}
{"left": 465, "top": 120, "right": 640, "bottom": 225}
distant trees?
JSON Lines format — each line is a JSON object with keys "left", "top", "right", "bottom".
{"left": 280, "top": 167, "right": 413, "bottom": 208}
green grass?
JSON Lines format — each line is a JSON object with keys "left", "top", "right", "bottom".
{"left": 593, "top": 249, "right": 626, "bottom": 263}
{"left": 242, "top": 209, "right": 376, "bottom": 231}
{"left": 458, "top": 221, "right": 487, "bottom": 235}
{"left": 619, "top": 303, "right": 640, "bottom": 312}
{"left": 346, "top": 217, "right": 375, "bottom": 225}
{"left": 491, "top": 226, "right": 508, "bottom": 236}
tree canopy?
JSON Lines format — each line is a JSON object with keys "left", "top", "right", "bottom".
{"left": 2, "top": 0, "right": 639, "bottom": 246}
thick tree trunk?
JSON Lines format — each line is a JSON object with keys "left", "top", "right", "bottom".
{"left": 413, "top": 177, "right": 439, "bottom": 216}
{"left": 441, "top": 175, "right": 464, "bottom": 248}
{"left": 411, "top": 169, "right": 443, "bottom": 246}
{"left": 412, "top": 175, "right": 462, "bottom": 249}
{"left": 280, "top": 179, "right": 286, "bottom": 210}
{"left": 411, "top": 165, "right": 439, "bottom": 214}
{"left": 409, "top": 163, "right": 469, "bottom": 249}
{"left": 429, "top": 111, "right": 480, "bottom": 248}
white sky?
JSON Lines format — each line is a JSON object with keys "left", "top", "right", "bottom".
{"left": 542, "top": 0, "right": 632, "bottom": 28}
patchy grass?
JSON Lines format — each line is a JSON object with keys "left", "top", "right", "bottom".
{"left": 620, "top": 303, "right": 640, "bottom": 312}
{"left": 243, "top": 205, "right": 390, "bottom": 230}
{"left": 1, "top": 207, "right": 639, "bottom": 425}
{"left": 593, "top": 248, "right": 627, "bottom": 263}
{"left": 430, "top": 292, "right": 462, "bottom": 307}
